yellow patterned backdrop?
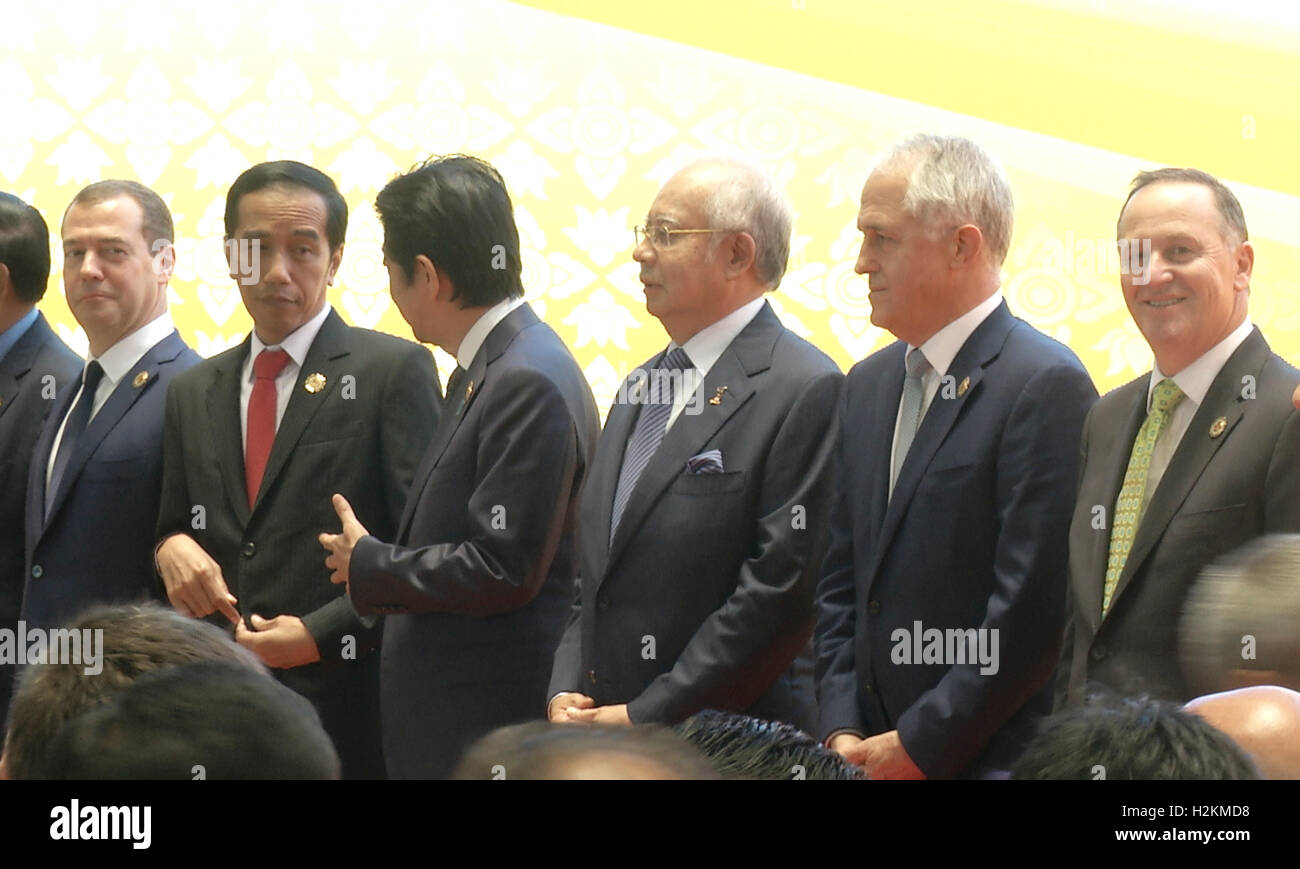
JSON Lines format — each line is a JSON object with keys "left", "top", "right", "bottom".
{"left": 6, "top": 0, "right": 1299, "bottom": 409}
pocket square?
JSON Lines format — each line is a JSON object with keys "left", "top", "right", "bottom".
{"left": 686, "top": 449, "right": 724, "bottom": 474}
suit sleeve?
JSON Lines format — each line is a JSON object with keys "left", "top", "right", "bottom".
{"left": 626, "top": 368, "right": 842, "bottom": 724}
{"left": 813, "top": 379, "right": 869, "bottom": 739}
{"left": 346, "top": 366, "right": 578, "bottom": 617}
{"left": 548, "top": 570, "right": 586, "bottom": 700}
{"left": 1053, "top": 400, "right": 1097, "bottom": 711}
{"left": 1263, "top": 405, "right": 1300, "bottom": 531}
{"left": 299, "top": 343, "right": 441, "bottom": 648}
{"left": 896, "top": 363, "right": 1097, "bottom": 778}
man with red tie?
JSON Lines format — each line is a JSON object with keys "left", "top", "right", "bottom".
{"left": 154, "top": 161, "right": 439, "bottom": 778}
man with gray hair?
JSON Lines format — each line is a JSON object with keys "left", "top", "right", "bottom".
{"left": 814, "top": 134, "right": 1097, "bottom": 778}
{"left": 548, "top": 156, "right": 842, "bottom": 733}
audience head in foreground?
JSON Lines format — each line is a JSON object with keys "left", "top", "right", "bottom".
{"left": 675, "top": 710, "right": 866, "bottom": 780}
{"left": 44, "top": 660, "right": 340, "bottom": 779}
{"left": 453, "top": 721, "right": 718, "bottom": 780}
{"left": 1186, "top": 686, "right": 1300, "bottom": 780}
{"left": 1011, "top": 695, "right": 1258, "bottom": 780}
{"left": 0, "top": 603, "right": 265, "bottom": 779}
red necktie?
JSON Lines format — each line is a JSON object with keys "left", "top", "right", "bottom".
{"left": 246, "top": 349, "right": 291, "bottom": 508}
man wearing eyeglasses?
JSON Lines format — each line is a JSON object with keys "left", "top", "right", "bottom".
{"left": 548, "top": 156, "right": 842, "bottom": 734}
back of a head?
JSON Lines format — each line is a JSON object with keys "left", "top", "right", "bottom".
{"left": 1186, "top": 686, "right": 1300, "bottom": 780}
{"left": 875, "top": 133, "right": 1014, "bottom": 267}
{"left": 0, "top": 190, "right": 52, "bottom": 303}
{"left": 453, "top": 721, "right": 717, "bottom": 780}
{"left": 675, "top": 709, "right": 865, "bottom": 780}
{"left": 1182, "top": 534, "right": 1300, "bottom": 695}
{"left": 44, "top": 661, "right": 340, "bottom": 779}
{"left": 375, "top": 154, "right": 523, "bottom": 308}
{"left": 2, "top": 603, "right": 265, "bottom": 779}
{"left": 1011, "top": 695, "right": 1259, "bottom": 780}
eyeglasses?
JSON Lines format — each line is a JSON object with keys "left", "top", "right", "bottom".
{"left": 633, "top": 224, "right": 725, "bottom": 249}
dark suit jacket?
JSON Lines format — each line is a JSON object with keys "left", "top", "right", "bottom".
{"left": 348, "top": 303, "right": 599, "bottom": 779}
{"left": 549, "top": 301, "right": 842, "bottom": 731}
{"left": 155, "top": 309, "right": 439, "bottom": 777}
{"left": 0, "top": 312, "right": 81, "bottom": 731}
{"left": 22, "top": 329, "right": 199, "bottom": 631}
{"left": 1059, "top": 327, "right": 1300, "bottom": 706}
{"left": 815, "top": 301, "right": 1097, "bottom": 778}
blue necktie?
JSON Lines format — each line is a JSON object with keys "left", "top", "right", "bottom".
{"left": 610, "top": 347, "right": 692, "bottom": 542}
{"left": 47, "top": 360, "right": 104, "bottom": 519}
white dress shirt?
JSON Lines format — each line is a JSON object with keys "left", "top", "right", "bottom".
{"left": 1140, "top": 316, "right": 1253, "bottom": 514}
{"left": 889, "top": 292, "right": 1004, "bottom": 489}
{"left": 46, "top": 311, "right": 176, "bottom": 489}
{"left": 239, "top": 302, "right": 333, "bottom": 450}
{"left": 665, "top": 296, "right": 766, "bottom": 431}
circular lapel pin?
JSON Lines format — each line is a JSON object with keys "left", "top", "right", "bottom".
{"left": 1208, "top": 416, "right": 1227, "bottom": 438}
{"left": 303, "top": 372, "right": 327, "bottom": 394}
{"left": 957, "top": 376, "right": 970, "bottom": 398}
{"left": 132, "top": 371, "right": 149, "bottom": 388}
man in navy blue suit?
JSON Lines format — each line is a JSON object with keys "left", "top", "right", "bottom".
{"left": 22, "top": 181, "right": 199, "bottom": 631}
{"left": 814, "top": 135, "right": 1097, "bottom": 778}
{"left": 0, "top": 192, "right": 82, "bottom": 733}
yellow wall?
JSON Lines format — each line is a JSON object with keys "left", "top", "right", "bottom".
{"left": 8, "top": 0, "right": 1299, "bottom": 404}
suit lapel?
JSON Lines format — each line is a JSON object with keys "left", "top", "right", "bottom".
{"left": 0, "top": 313, "right": 50, "bottom": 426}
{"left": 208, "top": 337, "right": 253, "bottom": 528}
{"left": 1076, "top": 385, "right": 1145, "bottom": 629}
{"left": 866, "top": 305, "right": 1015, "bottom": 590}
{"left": 251, "top": 310, "right": 347, "bottom": 514}
{"left": 1107, "top": 329, "right": 1268, "bottom": 611}
{"left": 41, "top": 331, "right": 185, "bottom": 529}
{"left": 600, "top": 302, "right": 779, "bottom": 582}
{"left": 27, "top": 367, "right": 77, "bottom": 554}
{"left": 397, "top": 304, "right": 538, "bottom": 539}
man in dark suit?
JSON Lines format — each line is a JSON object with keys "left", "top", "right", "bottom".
{"left": 1059, "top": 168, "right": 1300, "bottom": 707}
{"left": 547, "top": 157, "right": 841, "bottom": 733}
{"left": 319, "top": 155, "right": 599, "bottom": 779}
{"left": 814, "top": 134, "right": 1098, "bottom": 779}
{"left": 155, "top": 162, "right": 439, "bottom": 778}
{"left": 0, "top": 192, "right": 81, "bottom": 734}
{"left": 23, "top": 181, "right": 200, "bottom": 632}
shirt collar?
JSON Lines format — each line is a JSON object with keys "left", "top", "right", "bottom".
{"left": 92, "top": 311, "right": 175, "bottom": 385}
{"left": 1149, "top": 317, "right": 1253, "bottom": 410}
{"left": 675, "top": 297, "right": 766, "bottom": 376}
{"left": 249, "top": 302, "right": 332, "bottom": 374}
{"left": 456, "top": 297, "right": 525, "bottom": 370}
{"left": 910, "top": 291, "right": 1003, "bottom": 377}
{"left": 0, "top": 307, "right": 39, "bottom": 364}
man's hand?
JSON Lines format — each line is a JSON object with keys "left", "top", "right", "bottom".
{"left": 1292, "top": 383, "right": 1300, "bottom": 410}
{"left": 548, "top": 692, "right": 596, "bottom": 723}
{"left": 828, "top": 732, "right": 869, "bottom": 766}
{"left": 234, "top": 614, "right": 321, "bottom": 669}
{"left": 157, "top": 533, "right": 240, "bottom": 625}
{"left": 858, "top": 730, "right": 926, "bottom": 780}
{"left": 319, "top": 493, "right": 369, "bottom": 587}
{"left": 565, "top": 703, "right": 631, "bottom": 725}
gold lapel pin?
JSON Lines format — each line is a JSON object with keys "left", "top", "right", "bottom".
{"left": 132, "top": 371, "right": 149, "bottom": 388}
{"left": 1208, "top": 416, "right": 1227, "bottom": 438}
{"left": 303, "top": 372, "right": 327, "bottom": 394}
{"left": 464, "top": 381, "right": 474, "bottom": 404}
{"left": 709, "top": 386, "right": 728, "bottom": 406}
{"left": 957, "top": 376, "right": 970, "bottom": 398}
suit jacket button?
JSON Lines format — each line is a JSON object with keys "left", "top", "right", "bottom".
{"left": 868, "top": 600, "right": 880, "bottom": 615}
{"left": 241, "top": 542, "right": 256, "bottom": 558}
{"left": 587, "top": 669, "right": 597, "bottom": 685}
{"left": 864, "top": 682, "right": 874, "bottom": 693}
{"left": 31, "top": 564, "right": 43, "bottom": 579}
{"left": 1090, "top": 643, "right": 1108, "bottom": 661}
{"left": 597, "top": 597, "right": 609, "bottom": 611}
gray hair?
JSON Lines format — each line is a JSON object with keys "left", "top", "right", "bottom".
{"left": 681, "top": 156, "right": 793, "bottom": 290}
{"left": 875, "top": 134, "right": 1015, "bottom": 266}
{"left": 1121, "top": 167, "right": 1248, "bottom": 245}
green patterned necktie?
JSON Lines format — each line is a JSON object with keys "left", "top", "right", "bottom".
{"left": 1102, "top": 378, "right": 1185, "bottom": 615}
